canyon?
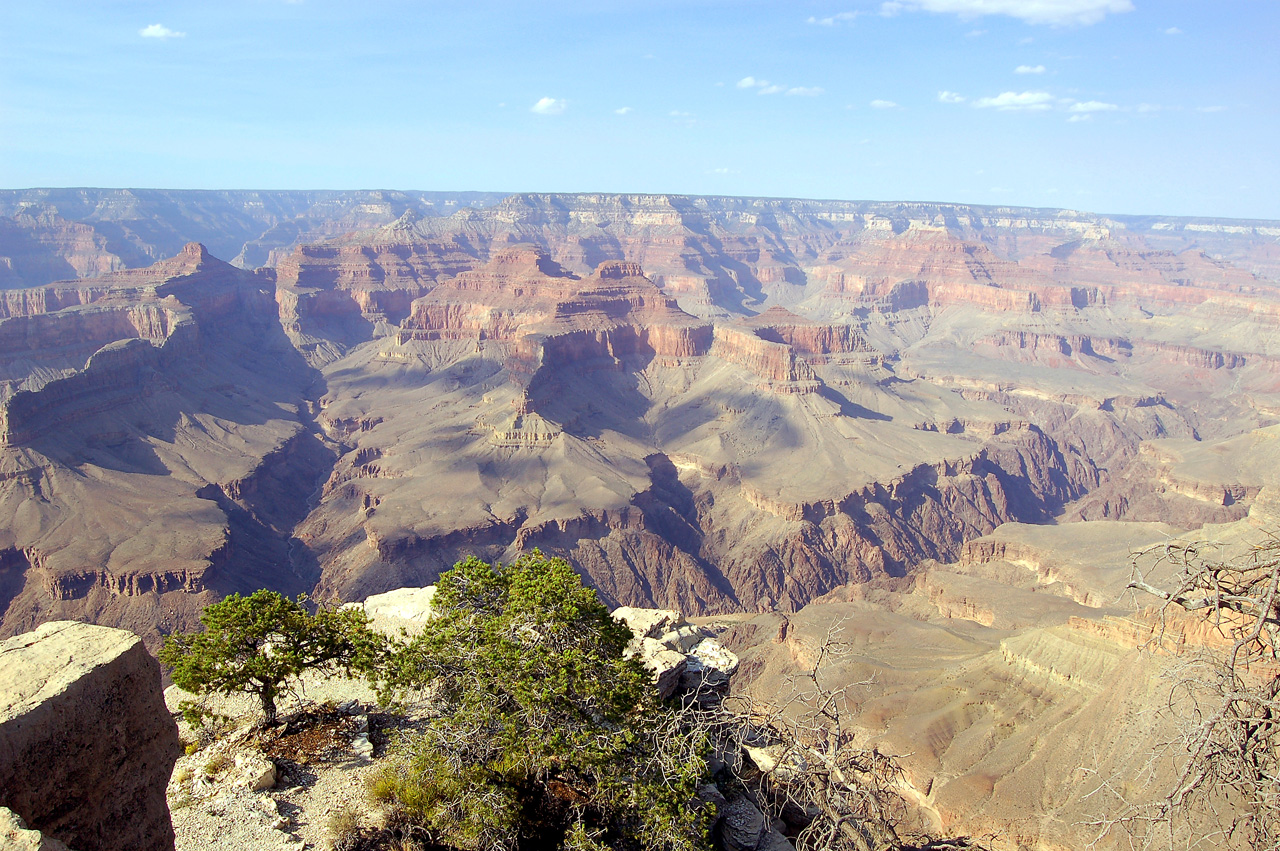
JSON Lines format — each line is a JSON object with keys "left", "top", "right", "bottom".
{"left": 2, "top": 190, "right": 1279, "bottom": 848}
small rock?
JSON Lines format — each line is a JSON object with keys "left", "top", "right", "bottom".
{"left": 362, "top": 587, "right": 437, "bottom": 637}
{"left": 232, "top": 753, "right": 276, "bottom": 792}
{"left": 336, "top": 699, "right": 359, "bottom": 715}
{"left": 351, "top": 732, "right": 374, "bottom": 760}
{"left": 657, "top": 624, "right": 709, "bottom": 653}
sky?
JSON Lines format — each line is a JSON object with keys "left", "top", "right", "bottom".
{"left": 1, "top": 1, "right": 1277, "bottom": 220}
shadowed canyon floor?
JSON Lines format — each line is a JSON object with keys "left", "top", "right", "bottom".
{"left": 3, "top": 191, "right": 1280, "bottom": 848}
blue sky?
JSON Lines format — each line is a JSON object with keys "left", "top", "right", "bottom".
{"left": 1, "top": 1, "right": 1276, "bottom": 219}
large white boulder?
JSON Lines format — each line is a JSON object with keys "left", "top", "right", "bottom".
{"left": 0, "top": 621, "right": 181, "bottom": 851}
{"left": 360, "top": 586, "right": 437, "bottom": 636}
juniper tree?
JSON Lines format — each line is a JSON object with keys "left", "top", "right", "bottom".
{"left": 371, "top": 552, "right": 714, "bottom": 851}
{"left": 160, "top": 589, "right": 382, "bottom": 725}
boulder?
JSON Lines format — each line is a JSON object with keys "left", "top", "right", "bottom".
{"left": 637, "top": 639, "right": 689, "bottom": 700}
{"left": 716, "top": 796, "right": 767, "bottom": 851}
{"left": 359, "top": 586, "right": 437, "bottom": 637}
{"left": 612, "top": 606, "right": 684, "bottom": 640}
{"left": 682, "top": 638, "right": 740, "bottom": 691}
{"left": 0, "top": 621, "right": 181, "bottom": 851}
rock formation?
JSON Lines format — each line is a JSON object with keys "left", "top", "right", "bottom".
{"left": 5, "top": 191, "right": 1280, "bottom": 848}
{"left": 0, "top": 243, "right": 329, "bottom": 645}
{"left": 0, "top": 621, "right": 180, "bottom": 851}
{"left": 1, "top": 194, "right": 1278, "bottom": 639}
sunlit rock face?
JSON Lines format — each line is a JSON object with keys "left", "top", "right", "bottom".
{"left": 2, "top": 193, "right": 1280, "bottom": 639}
{"left": 4, "top": 192, "right": 1280, "bottom": 848}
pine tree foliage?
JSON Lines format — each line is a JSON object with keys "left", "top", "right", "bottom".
{"left": 371, "top": 552, "right": 714, "bottom": 851}
{"left": 159, "top": 589, "right": 381, "bottom": 725}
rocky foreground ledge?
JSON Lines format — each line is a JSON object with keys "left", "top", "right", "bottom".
{"left": 0, "top": 621, "right": 181, "bottom": 851}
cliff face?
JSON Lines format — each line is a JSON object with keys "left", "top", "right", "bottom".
{"left": 3, "top": 192, "right": 1280, "bottom": 851}
{"left": 0, "top": 621, "right": 180, "bottom": 851}
{"left": 0, "top": 189, "right": 509, "bottom": 286}
{"left": 0, "top": 193, "right": 1277, "bottom": 634}
{"left": 0, "top": 244, "right": 330, "bottom": 646}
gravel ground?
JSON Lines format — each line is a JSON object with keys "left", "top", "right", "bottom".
{"left": 166, "top": 672, "right": 432, "bottom": 851}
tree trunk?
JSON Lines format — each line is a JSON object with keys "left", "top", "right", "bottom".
{"left": 260, "top": 684, "right": 278, "bottom": 726}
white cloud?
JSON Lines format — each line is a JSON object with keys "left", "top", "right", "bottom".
{"left": 1067, "top": 113, "right": 1092, "bottom": 122}
{"left": 807, "top": 11, "right": 860, "bottom": 25}
{"left": 880, "top": 0, "right": 1133, "bottom": 26}
{"left": 938, "top": 90, "right": 966, "bottom": 103}
{"left": 1015, "top": 64, "right": 1046, "bottom": 74}
{"left": 615, "top": 107, "right": 633, "bottom": 115}
{"left": 870, "top": 99, "right": 899, "bottom": 109}
{"left": 972, "top": 90, "right": 1054, "bottom": 110}
{"left": 739, "top": 76, "right": 821, "bottom": 98}
{"left": 1136, "top": 103, "right": 1162, "bottom": 113}
{"left": 531, "top": 97, "right": 567, "bottom": 115}
{"left": 1164, "top": 26, "right": 1183, "bottom": 35}
{"left": 140, "top": 23, "right": 185, "bottom": 39}
{"left": 1069, "top": 100, "right": 1118, "bottom": 112}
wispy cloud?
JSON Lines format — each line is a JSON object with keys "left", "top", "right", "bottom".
{"left": 1067, "top": 114, "right": 1092, "bottom": 122}
{"left": 938, "top": 90, "right": 966, "bottom": 103}
{"left": 614, "top": 107, "right": 633, "bottom": 115}
{"left": 1164, "top": 26, "right": 1183, "bottom": 35}
{"left": 739, "top": 76, "right": 820, "bottom": 97}
{"left": 870, "top": 99, "right": 900, "bottom": 109}
{"left": 880, "top": 0, "right": 1133, "bottom": 26}
{"left": 1069, "top": 100, "right": 1118, "bottom": 112}
{"left": 1015, "top": 64, "right": 1046, "bottom": 74}
{"left": 807, "top": 11, "right": 860, "bottom": 25}
{"left": 140, "top": 23, "right": 185, "bottom": 39}
{"left": 972, "top": 90, "right": 1054, "bottom": 110}
{"left": 531, "top": 97, "right": 567, "bottom": 115}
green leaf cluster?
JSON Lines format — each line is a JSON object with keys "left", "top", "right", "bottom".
{"left": 159, "top": 589, "right": 381, "bottom": 725}
{"left": 373, "top": 552, "right": 714, "bottom": 851}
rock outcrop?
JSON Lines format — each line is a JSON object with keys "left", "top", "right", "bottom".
{"left": 0, "top": 621, "right": 180, "bottom": 851}
{"left": 0, "top": 808, "right": 74, "bottom": 851}
{"left": 613, "top": 606, "right": 740, "bottom": 698}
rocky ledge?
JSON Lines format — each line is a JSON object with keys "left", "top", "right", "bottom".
{"left": 0, "top": 621, "right": 181, "bottom": 851}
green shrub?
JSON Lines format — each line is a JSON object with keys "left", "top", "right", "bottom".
{"left": 373, "top": 551, "right": 713, "bottom": 851}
